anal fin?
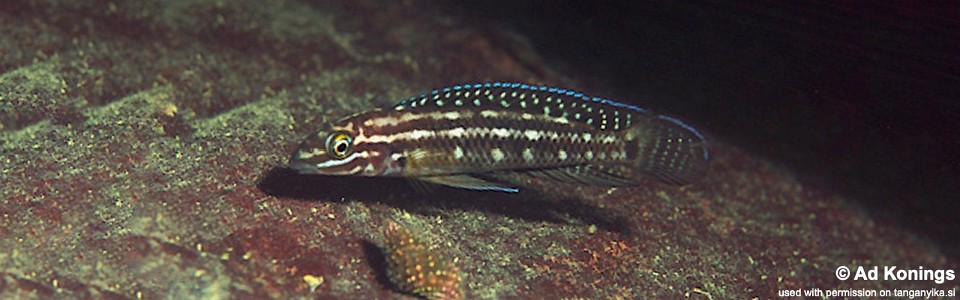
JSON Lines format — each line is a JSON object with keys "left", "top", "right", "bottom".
{"left": 416, "top": 174, "right": 520, "bottom": 193}
{"left": 520, "top": 164, "right": 637, "bottom": 187}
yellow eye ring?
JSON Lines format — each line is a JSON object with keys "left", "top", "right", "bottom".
{"left": 326, "top": 132, "right": 353, "bottom": 159}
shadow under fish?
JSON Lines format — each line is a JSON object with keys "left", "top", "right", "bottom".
{"left": 259, "top": 166, "right": 633, "bottom": 234}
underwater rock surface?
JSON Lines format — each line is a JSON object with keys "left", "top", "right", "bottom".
{"left": 1, "top": 0, "right": 955, "bottom": 298}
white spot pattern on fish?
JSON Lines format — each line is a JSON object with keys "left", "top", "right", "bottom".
{"left": 289, "top": 82, "right": 709, "bottom": 192}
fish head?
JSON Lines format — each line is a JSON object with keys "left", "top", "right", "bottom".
{"left": 288, "top": 117, "right": 392, "bottom": 176}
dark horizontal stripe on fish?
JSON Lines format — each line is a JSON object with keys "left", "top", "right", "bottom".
{"left": 388, "top": 131, "right": 633, "bottom": 176}
{"left": 352, "top": 110, "right": 616, "bottom": 145}
{"left": 357, "top": 109, "right": 576, "bottom": 135}
{"left": 288, "top": 81, "right": 710, "bottom": 191}
{"left": 350, "top": 109, "right": 632, "bottom": 172}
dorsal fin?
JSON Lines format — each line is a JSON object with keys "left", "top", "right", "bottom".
{"left": 392, "top": 82, "right": 652, "bottom": 132}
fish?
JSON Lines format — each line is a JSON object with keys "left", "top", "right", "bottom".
{"left": 288, "top": 82, "right": 708, "bottom": 193}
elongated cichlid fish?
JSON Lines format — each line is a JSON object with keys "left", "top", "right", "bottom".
{"left": 288, "top": 82, "right": 708, "bottom": 192}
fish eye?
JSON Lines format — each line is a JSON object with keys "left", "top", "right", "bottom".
{"left": 326, "top": 132, "right": 353, "bottom": 159}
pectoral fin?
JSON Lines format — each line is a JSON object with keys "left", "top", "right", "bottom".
{"left": 416, "top": 174, "right": 520, "bottom": 193}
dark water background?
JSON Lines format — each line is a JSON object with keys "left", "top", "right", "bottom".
{"left": 2, "top": 1, "right": 956, "bottom": 297}
{"left": 459, "top": 1, "right": 960, "bottom": 259}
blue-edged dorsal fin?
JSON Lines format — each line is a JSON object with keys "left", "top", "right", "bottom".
{"left": 416, "top": 174, "right": 520, "bottom": 193}
{"left": 391, "top": 82, "right": 653, "bottom": 132}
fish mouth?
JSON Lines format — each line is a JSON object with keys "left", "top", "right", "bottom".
{"left": 287, "top": 155, "right": 319, "bottom": 174}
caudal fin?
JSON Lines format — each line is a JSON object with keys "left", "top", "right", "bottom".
{"left": 634, "top": 115, "right": 709, "bottom": 185}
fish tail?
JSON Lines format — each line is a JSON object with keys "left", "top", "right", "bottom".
{"left": 630, "top": 115, "right": 709, "bottom": 185}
